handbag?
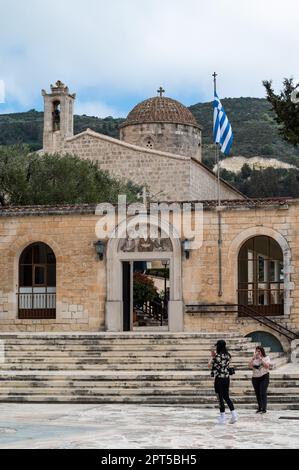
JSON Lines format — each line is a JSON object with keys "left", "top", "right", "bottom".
{"left": 228, "top": 367, "right": 235, "bottom": 376}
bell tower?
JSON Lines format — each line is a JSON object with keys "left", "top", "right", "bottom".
{"left": 42, "top": 80, "right": 76, "bottom": 153}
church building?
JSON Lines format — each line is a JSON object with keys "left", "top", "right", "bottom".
{"left": 0, "top": 81, "right": 298, "bottom": 358}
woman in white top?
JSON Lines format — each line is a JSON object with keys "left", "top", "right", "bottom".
{"left": 249, "top": 346, "right": 271, "bottom": 413}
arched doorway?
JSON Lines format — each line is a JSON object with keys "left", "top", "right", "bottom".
{"left": 18, "top": 242, "right": 56, "bottom": 319}
{"left": 105, "top": 216, "right": 183, "bottom": 332}
{"left": 238, "top": 236, "right": 284, "bottom": 316}
{"left": 245, "top": 331, "right": 284, "bottom": 353}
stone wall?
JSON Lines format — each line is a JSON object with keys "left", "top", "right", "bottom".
{"left": 0, "top": 214, "right": 106, "bottom": 332}
{"left": 53, "top": 129, "right": 240, "bottom": 201}
{"left": 182, "top": 203, "right": 298, "bottom": 351}
{"left": 0, "top": 201, "right": 298, "bottom": 343}
{"left": 62, "top": 130, "right": 192, "bottom": 201}
{"left": 120, "top": 122, "right": 202, "bottom": 161}
{"left": 190, "top": 159, "right": 242, "bottom": 200}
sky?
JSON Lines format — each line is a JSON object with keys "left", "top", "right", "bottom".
{"left": 0, "top": 0, "right": 298, "bottom": 117}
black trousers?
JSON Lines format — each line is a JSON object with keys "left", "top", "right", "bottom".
{"left": 252, "top": 373, "right": 269, "bottom": 411}
{"left": 214, "top": 377, "right": 235, "bottom": 413}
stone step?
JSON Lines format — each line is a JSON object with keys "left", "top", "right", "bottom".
{"left": 2, "top": 347, "right": 281, "bottom": 355}
{"left": 0, "top": 382, "right": 299, "bottom": 399}
{"left": 0, "top": 333, "right": 246, "bottom": 339}
{"left": 0, "top": 332, "right": 293, "bottom": 407}
{"left": 0, "top": 378, "right": 298, "bottom": 387}
{"left": 2, "top": 355, "right": 278, "bottom": 362}
{"left": 0, "top": 395, "right": 298, "bottom": 408}
{"left": 1, "top": 341, "right": 257, "bottom": 349}
{"left": 2, "top": 343, "right": 259, "bottom": 350}
{"left": 1, "top": 362, "right": 283, "bottom": 371}
{"left": 0, "top": 336, "right": 257, "bottom": 343}
{"left": 0, "top": 373, "right": 295, "bottom": 380}
{"left": 0, "top": 340, "right": 260, "bottom": 346}
{"left": 0, "top": 387, "right": 299, "bottom": 401}
{"left": 1, "top": 351, "right": 264, "bottom": 363}
{"left": 0, "top": 365, "right": 253, "bottom": 370}
{"left": 1, "top": 353, "right": 262, "bottom": 360}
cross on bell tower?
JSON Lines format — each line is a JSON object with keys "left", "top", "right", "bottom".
{"left": 157, "top": 86, "right": 165, "bottom": 97}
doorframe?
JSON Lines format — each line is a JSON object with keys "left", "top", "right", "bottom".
{"left": 122, "top": 256, "right": 171, "bottom": 332}
{"left": 105, "top": 215, "right": 184, "bottom": 332}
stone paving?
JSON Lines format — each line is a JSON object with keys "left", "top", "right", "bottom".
{"left": 0, "top": 403, "right": 298, "bottom": 449}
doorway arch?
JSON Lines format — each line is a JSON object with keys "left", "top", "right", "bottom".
{"left": 227, "top": 226, "right": 292, "bottom": 316}
{"left": 245, "top": 331, "right": 284, "bottom": 352}
{"left": 105, "top": 215, "right": 183, "bottom": 332}
{"left": 238, "top": 235, "right": 284, "bottom": 316}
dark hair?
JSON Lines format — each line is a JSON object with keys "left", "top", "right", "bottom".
{"left": 216, "top": 342, "right": 231, "bottom": 357}
{"left": 256, "top": 346, "right": 266, "bottom": 357}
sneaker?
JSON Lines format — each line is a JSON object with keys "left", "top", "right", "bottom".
{"left": 229, "top": 410, "right": 238, "bottom": 424}
{"left": 217, "top": 413, "right": 226, "bottom": 424}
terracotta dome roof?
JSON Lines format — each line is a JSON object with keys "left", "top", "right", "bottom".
{"left": 120, "top": 96, "right": 200, "bottom": 128}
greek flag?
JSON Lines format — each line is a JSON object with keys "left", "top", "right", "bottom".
{"left": 213, "top": 92, "right": 233, "bottom": 155}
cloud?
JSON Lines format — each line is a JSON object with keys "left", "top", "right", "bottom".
{"left": 0, "top": 0, "right": 298, "bottom": 115}
{"left": 75, "top": 101, "right": 123, "bottom": 118}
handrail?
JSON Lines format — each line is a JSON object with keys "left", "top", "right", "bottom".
{"left": 136, "top": 299, "right": 166, "bottom": 325}
{"left": 185, "top": 303, "right": 298, "bottom": 341}
{"left": 238, "top": 304, "right": 297, "bottom": 339}
{"left": 238, "top": 304, "right": 297, "bottom": 341}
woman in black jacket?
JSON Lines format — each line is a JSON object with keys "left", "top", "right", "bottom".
{"left": 208, "top": 339, "right": 238, "bottom": 424}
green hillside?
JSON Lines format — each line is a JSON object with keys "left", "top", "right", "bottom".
{"left": 0, "top": 110, "right": 124, "bottom": 152}
{"left": 190, "top": 97, "right": 299, "bottom": 167}
{"left": 0, "top": 97, "right": 299, "bottom": 166}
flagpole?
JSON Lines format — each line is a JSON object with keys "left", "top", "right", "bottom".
{"left": 213, "top": 72, "right": 221, "bottom": 207}
{"left": 213, "top": 72, "right": 223, "bottom": 297}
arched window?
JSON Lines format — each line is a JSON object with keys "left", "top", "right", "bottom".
{"left": 52, "top": 100, "right": 61, "bottom": 131}
{"left": 238, "top": 236, "right": 284, "bottom": 316}
{"left": 245, "top": 331, "right": 283, "bottom": 353}
{"left": 18, "top": 243, "right": 56, "bottom": 319}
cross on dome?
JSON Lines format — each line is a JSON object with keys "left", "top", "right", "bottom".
{"left": 157, "top": 86, "right": 165, "bottom": 97}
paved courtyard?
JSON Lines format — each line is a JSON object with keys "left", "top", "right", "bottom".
{"left": 0, "top": 403, "right": 298, "bottom": 449}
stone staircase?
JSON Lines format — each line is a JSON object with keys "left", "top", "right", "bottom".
{"left": 0, "top": 332, "right": 297, "bottom": 409}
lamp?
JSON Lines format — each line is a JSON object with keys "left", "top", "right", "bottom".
{"left": 161, "top": 259, "right": 169, "bottom": 269}
{"left": 182, "top": 239, "right": 191, "bottom": 259}
{"left": 94, "top": 240, "right": 105, "bottom": 260}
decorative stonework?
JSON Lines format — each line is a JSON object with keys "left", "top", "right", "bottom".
{"left": 118, "top": 237, "right": 173, "bottom": 252}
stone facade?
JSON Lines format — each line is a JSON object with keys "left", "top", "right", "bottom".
{"left": 0, "top": 200, "right": 298, "bottom": 352}
{"left": 48, "top": 129, "right": 241, "bottom": 202}
{"left": 40, "top": 83, "right": 242, "bottom": 201}
{"left": 120, "top": 122, "right": 202, "bottom": 161}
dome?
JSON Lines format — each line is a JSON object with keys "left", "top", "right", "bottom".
{"left": 120, "top": 95, "right": 200, "bottom": 129}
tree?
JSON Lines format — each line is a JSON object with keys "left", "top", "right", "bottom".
{"left": 0, "top": 145, "right": 141, "bottom": 206}
{"left": 133, "top": 272, "right": 158, "bottom": 307}
{"left": 263, "top": 78, "right": 299, "bottom": 146}
{"left": 220, "top": 164, "right": 299, "bottom": 198}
